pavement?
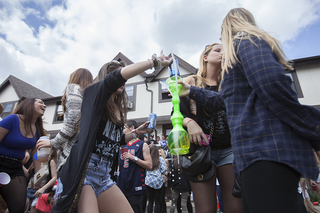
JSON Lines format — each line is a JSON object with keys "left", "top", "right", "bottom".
{"left": 164, "top": 200, "right": 320, "bottom": 213}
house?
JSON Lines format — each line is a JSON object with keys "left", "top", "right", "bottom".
{"left": 0, "top": 53, "right": 197, "bottom": 139}
{"left": 0, "top": 54, "right": 319, "bottom": 139}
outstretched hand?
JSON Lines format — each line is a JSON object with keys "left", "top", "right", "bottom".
{"left": 136, "top": 121, "right": 152, "bottom": 135}
{"left": 159, "top": 50, "right": 173, "bottom": 67}
{"left": 177, "top": 81, "right": 191, "bottom": 97}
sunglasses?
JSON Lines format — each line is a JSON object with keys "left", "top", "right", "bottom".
{"left": 106, "top": 60, "right": 121, "bottom": 71}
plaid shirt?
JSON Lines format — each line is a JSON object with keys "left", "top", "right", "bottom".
{"left": 145, "top": 157, "right": 167, "bottom": 189}
{"left": 189, "top": 35, "right": 320, "bottom": 180}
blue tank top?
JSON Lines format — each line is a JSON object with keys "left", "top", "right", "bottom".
{"left": 117, "top": 139, "right": 146, "bottom": 196}
{"left": 0, "top": 114, "right": 37, "bottom": 159}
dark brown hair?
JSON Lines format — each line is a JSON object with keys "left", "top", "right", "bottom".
{"left": 0, "top": 103, "right": 4, "bottom": 115}
{"left": 13, "top": 98, "right": 46, "bottom": 140}
{"left": 94, "top": 60, "right": 128, "bottom": 125}
{"left": 149, "top": 144, "right": 160, "bottom": 171}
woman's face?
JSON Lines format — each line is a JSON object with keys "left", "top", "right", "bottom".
{"left": 34, "top": 99, "right": 46, "bottom": 117}
{"left": 204, "top": 44, "right": 224, "bottom": 65}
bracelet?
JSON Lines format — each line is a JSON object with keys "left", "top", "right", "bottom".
{"left": 152, "top": 54, "right": 161, "bottom": 70}
{"left": 186, "top": 119, "right": 194, "bottom": 126}
{"left": 147, "top": 59, "right": 154, "bottom": 69}
{"left": 132, "top": 129, "right": 139, "bottom": 139}
{"left": 132, "top": 130, "right": 137, "bottom": 139}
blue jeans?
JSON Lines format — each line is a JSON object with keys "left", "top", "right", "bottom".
{"left": 83, "top": 153, "right": 116, "bottom": 196}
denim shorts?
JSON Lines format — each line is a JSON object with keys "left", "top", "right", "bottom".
{"left": 211, "top": 147, "right": 234, "bottom": 167}
{"left": 83, "top": 153, "right": 116, "bottom": 196}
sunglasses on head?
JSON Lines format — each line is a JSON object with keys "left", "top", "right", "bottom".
{"left": 107, "top": 60, "right": 122, "bottom": 71}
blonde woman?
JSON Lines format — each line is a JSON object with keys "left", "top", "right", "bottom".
{"left": 178, "top": 8, "right": 320, "bottom": 213}
{"left": 180, "top": 43, "right": 242, "bottom": 213}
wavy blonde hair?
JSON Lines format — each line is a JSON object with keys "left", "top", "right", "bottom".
{"left": 221, "top": 8, "right": 292, "bottom": 75}
{"left": 185, "top": 43, "right": 222, "bottom": 87}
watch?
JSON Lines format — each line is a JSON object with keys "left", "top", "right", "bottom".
{"left": 133, "top": 156, "right": 138, "bottom": 162}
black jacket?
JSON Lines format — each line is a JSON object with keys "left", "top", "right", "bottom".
{"left": 52, "top": 69, "right": 127, "bottom": 213}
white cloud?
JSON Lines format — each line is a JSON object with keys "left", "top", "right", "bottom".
{"left": 0, "top": 0, "right": 319, "bottom": 96}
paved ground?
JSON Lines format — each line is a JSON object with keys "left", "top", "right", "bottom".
{"left": 164, "top": 200, "right": 320, "bottom": 213}
{"left": 314, "top": 204, "right": 320, "bottom": 211}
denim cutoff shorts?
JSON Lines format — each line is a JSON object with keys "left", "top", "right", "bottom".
{"left": 211, "top": 147, "right": 234, "bottom": 167}
{"left": 83, "top": 153, "right": 116, "bottom": 196}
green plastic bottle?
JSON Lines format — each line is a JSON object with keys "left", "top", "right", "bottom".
{"left": 166, "top": 59, "right": 190, "bottom": 155}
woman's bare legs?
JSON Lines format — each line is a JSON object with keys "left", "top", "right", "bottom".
{"left": 78, "top": 185, "right": 133, "bottom": 213}
{"left": 217, "top": 164, "right": 242, "bottom": 213}
{"left": 78, "top": 185, "right": 99, "bottom": 213}
{"left": 190, "top": 163, "right": 243, "bottom": 213}
{"left": 97, "top": 185, "right": 133, "bottom": 213}
{"left": 189, "top": 169, "right": 217, "bottom": 213}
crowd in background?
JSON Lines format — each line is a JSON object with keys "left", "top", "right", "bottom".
{"left": 1, "top": 7, "right": 320, "bottom": 213}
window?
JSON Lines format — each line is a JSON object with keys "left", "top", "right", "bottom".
{"left": 54, "top": 102, "right": 64, "bottom": 122}
{"left": 0, "top": 101, "right": 16, "bottom": 119}
{"left": 126, "top": 85, "right": 135, "bottom": 111}
{"left": 285, "top": 71, "right": 303, "bottom": 98}
{"left": 159, "top": 80, "right": 171, "bottom": 102}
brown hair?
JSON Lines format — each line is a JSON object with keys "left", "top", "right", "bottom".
{"left": 94, "top": 60, "right": 128, "bottom": 125}
{"left": 149, "top": 145, "right": 160, "bottom": 171}
{"left": 13, "top": 98, "right": 46, "bottom": 140}
{"left": 0, "top": 103, "right": 4, "bottom": 115}
{"left": 61, "top": 68, "right": 93, "bottom": 113}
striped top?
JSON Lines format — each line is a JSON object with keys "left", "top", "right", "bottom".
{"left": 51, "top": 83, "right": 83, "bottom": 172}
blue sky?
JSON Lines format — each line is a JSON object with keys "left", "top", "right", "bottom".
{"left": 0, "top": 0, "right": 319, "bottom": 96}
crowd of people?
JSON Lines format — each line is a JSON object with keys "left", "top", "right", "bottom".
{"left": 1, "top": 7, "right": 320, "bottom": 213}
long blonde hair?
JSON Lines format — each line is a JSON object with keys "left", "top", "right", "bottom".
{"left": 185, "top": 43, "right": 222, "bottom": 87}
{"left": 221, "top": 8, "right": 293, "bottom": 75}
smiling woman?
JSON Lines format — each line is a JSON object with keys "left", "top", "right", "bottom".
{"left": 0, "top": 98, "right": 47, "bottom": 213}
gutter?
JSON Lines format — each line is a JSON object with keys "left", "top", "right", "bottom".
{"left": 144, "top": 79, "right": 153, "bottom": 113}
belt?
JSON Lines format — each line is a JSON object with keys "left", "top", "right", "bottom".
{"left": 0, "top": 155, "right": 22, "bottom": 163}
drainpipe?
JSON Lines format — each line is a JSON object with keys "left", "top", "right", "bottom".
{"left": 144, "top": 79, "right": 153, "bottom": 113}
{"left": 145, "top": 79, "right": 157, "bottom": 139}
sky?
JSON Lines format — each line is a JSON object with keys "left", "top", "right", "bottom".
{"left": 0, "top": 0, "right": 320, "bottom": 96}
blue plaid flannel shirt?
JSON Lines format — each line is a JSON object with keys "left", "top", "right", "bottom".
{"left": 189, "top": 35, "right": 320, "bottom": 180}
{"left": 145, "top": 156, "right": 167, "bottom": 189}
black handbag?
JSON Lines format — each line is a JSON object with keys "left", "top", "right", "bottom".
{"left": 181, "top": 124, "right": 215, "bottom": 182}
{"left": 181, "top": 145, "right": 214, "bottom": 182}
{"left": 232, "top": 175, "right": 242, "bottom": 198}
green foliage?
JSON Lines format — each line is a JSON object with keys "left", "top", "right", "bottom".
{"left": 308, "top": 189, "right": 320, "bottom": 203}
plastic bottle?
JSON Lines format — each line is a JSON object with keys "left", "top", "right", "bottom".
{"left": 166, "top": 57, "right": 190, "bottom": 155}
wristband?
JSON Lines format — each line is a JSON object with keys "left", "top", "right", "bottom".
{"left": 133, "top": 156, "right": 138, "bottom": 162}
{"left": 186, "top": 119, "right": 194, "bottom": 126}
{"left": 151, "top": 54, "right": 161, "bottom": 70}
{"left": 148, "top": 59, "right": 154, "bottom": 69}
{"left": 132, "top": 129, "right": 138, "bottom": 139}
